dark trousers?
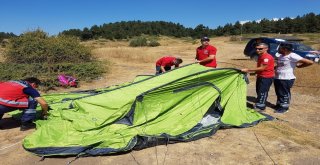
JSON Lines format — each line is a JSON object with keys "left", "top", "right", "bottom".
{"left": 255, "top": 77, "right": 274, "bottom": 109}
{"left": 0, "top": 98, "right": 38, "bottom": 122}
{"left": 274, "top": 79, "right": 295, "bottom": 110}
{"left": 155, "top": 66, "right": 171, "bottom": 75}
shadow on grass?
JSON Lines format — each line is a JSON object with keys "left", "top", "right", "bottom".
{"left": 0, "top": 117, "right": 20, "bottom": 130}
{"left": 246, "top": 96, "right": 276, "bottom": 109}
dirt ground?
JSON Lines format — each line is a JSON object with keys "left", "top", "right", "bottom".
{"left": 0, "top": 37, "right": 319, "bottom": 165}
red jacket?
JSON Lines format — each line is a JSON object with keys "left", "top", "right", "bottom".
{"left": 0, "top": 81, "right": 29, "bottom": 108}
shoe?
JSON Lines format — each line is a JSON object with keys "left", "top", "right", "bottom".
{"left": 20, "top": 122, "right": 36, "bottom": 131}
{"left": 273, "top": 104, "right": 281, "bottom": 110}
{"left": 274, "top": 109, "right": 289, "bottom": 114}
{"left": 253, "top": 105, "right": 265, "bottom": 111}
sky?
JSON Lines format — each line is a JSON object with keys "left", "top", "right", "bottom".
{"left": 1, "top": 0, "right": 320, "bottom": 35}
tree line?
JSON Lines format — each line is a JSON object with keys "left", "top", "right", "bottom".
{"left": 61, "top": 12, "right": 320, "bottom": 40}
{"left": 1, "top": 12, "right": 319, "bottom": 42}
{"left": 0, "top": 32, "right": 16, "bottom": 43}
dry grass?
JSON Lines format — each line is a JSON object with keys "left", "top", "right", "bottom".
{"left": 91, "top": 37, "right": 198, "bottom": 67}
{"left": 92, "top": 47, "right": 158, "bottom": 63}
{"left": 82, "top": 39, "right": 129, "bottom": 48}
{"left": 255, "top": 121, "right": 320, "bottom": 149}
{"left": 293, "top": 64, "right": 320, "bottom": 95}
{"left": 0, "top": 48, "right": 5, "bottom": 62}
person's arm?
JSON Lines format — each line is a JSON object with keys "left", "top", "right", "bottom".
{"left": 296, "top": 58, "right": 313, "bottom": 68}
{"left": 34, "top": 97, "right": 49, "bottom": 119}
{"left": 160, "top": 66, "right": 166, "bottom": 72}
{"left": 23, "top": 87, "right": 49, "bottom": 119}
{"left": 197, "top": 55, "right": 215, "bottom": 63}
{"left": 241, "top": 64, "right": 268, "bottom": 73}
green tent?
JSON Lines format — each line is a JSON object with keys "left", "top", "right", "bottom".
{"left": 23, "top": 64, "right": 272, "bottom": 156}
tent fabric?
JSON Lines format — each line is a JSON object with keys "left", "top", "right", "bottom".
{"left": 23, "top": 64, "right": 271, "bottom": 156}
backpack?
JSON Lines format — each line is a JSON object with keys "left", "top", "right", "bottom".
{"left": 57, "top": 74, "right": 78, "bottom": 87}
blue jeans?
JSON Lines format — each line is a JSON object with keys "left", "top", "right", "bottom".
{"left": 255, "top": 77, "right": 274, "bottom": 110}
{"left": 0, "top": 98, "right": 38, "bottom": 122}
{"left": 155, "top": 66, "right": 171, "bottom": 75}
{"left": 274, "top": 79, "right": 295, "bottom": 110}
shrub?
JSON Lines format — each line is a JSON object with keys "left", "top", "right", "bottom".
{"left": 148, "top": 40, "right": 160, "bottom": 47}
{"left": 1, "top": 29, "right": 106, "bottom": 89}
{"left": 129, "top": 36, "right": 148, "bottom": 47}
{"left": 129, "top": 36, "right": 161, "bottom": 47}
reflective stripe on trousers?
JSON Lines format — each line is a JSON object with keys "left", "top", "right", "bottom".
{"left": 21, "top": 98, "right": 38, "bottom": 122}
{"left": 274, "top": 79, "right": 295, "bottom": 110}
{"left": 255, "top": 77, "right": 273, "bottom": 109}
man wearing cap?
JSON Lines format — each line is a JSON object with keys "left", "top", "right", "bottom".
{"left": 195, "top": 36, "right": 218, "bottom": 68}
{"left": 0, "top": 77, "right": 49, "bottom": 131}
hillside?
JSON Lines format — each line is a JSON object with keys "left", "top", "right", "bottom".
{"left": 0, "top": 36, "right": 319, "bottom": 165}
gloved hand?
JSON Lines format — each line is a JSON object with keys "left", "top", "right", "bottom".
{"left": 41, "top": 113, "right": 48, "bottom": 120}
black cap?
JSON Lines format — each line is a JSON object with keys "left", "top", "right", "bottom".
{"left": 201, "top": 36, "right": 210, "bottom": 41}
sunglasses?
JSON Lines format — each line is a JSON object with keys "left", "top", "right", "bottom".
{"left": 256, "top": 48, "right": 265, "bottom": 50}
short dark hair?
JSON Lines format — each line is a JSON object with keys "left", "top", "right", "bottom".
{"left": 23, "top": 77, "right": 41, "bottom": 85}
{"left": 201, "top": 36, "right": 210, "bottom": 42}
{"left": 255, "top": 43, "right": 269, "bottom": 48}
{"left": 176, "top": 58, "right": 183, "bottom": 64}
{"left": 279, "top": 43, "right": 293, "bottom": 51}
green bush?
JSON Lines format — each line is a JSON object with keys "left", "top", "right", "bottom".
{"left": 129, "top": 36, "right": 148, "bottom": 47}
{"left": 148, "top": 40, "right": 160, "bottom": 47}
{"left": 129, "top": 36, "right": 161, "bottom": 47}
{"left": 1, "top": 29, "right": 106, "bottom": 88}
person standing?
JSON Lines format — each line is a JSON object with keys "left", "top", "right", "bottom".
{"left": 274, "top": 43, "right": 313, "bottom": 113}
{"left": 0, "top": 77, "right": 49, "bottom": 131}
{"left": 195, "top": 36, "right": 218, "bottom": 68}
{"left": 155, "top": 56, "right": 183, "bottom": 75}
{"left": 241, "top": 43, "right": 275, "bottom": 111}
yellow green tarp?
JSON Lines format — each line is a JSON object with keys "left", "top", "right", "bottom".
{"left": 23, "top": 64, "right": 271, "bottom": 156}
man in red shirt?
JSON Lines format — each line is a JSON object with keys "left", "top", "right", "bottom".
{"left": 241, "top": 43, "right": 275, "bottom": 111}
{"left": 0, "top": 77, "right": 49, "bottom": 131}
{"left": 195, "top": 37, "right": 218, "bottom": 68}
{"left": 155, "top": 56, "right": 183, "bottom": 75}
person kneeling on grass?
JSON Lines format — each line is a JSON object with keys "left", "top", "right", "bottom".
{"left": 273, "top": 43, "right": 313, "bottom": 113}
{"left": 155, "top": 56, "right": 183, "bottom": 75}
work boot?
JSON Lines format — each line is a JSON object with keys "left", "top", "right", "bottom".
{"left": 20, "top": 121, "right": 36, "bottom": 131}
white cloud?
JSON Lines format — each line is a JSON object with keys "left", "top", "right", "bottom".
{"left": 240, "top": 17, "right": 292, "bottom": 24}
{"left": 239, "top": 20, "right": 250, "bottom": 25}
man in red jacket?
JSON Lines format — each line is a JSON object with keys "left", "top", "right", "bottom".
{"left": 155, "top": 56, "right": 183, "bottom": 75}
{"left": 195, "top": 36, "right": 218, "bottom": 68}
{"left": 241, "top": 43, "right": 275, "bottom": 111}
{"left": 0, "top": 77, "right": 49, "bottom": 131}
